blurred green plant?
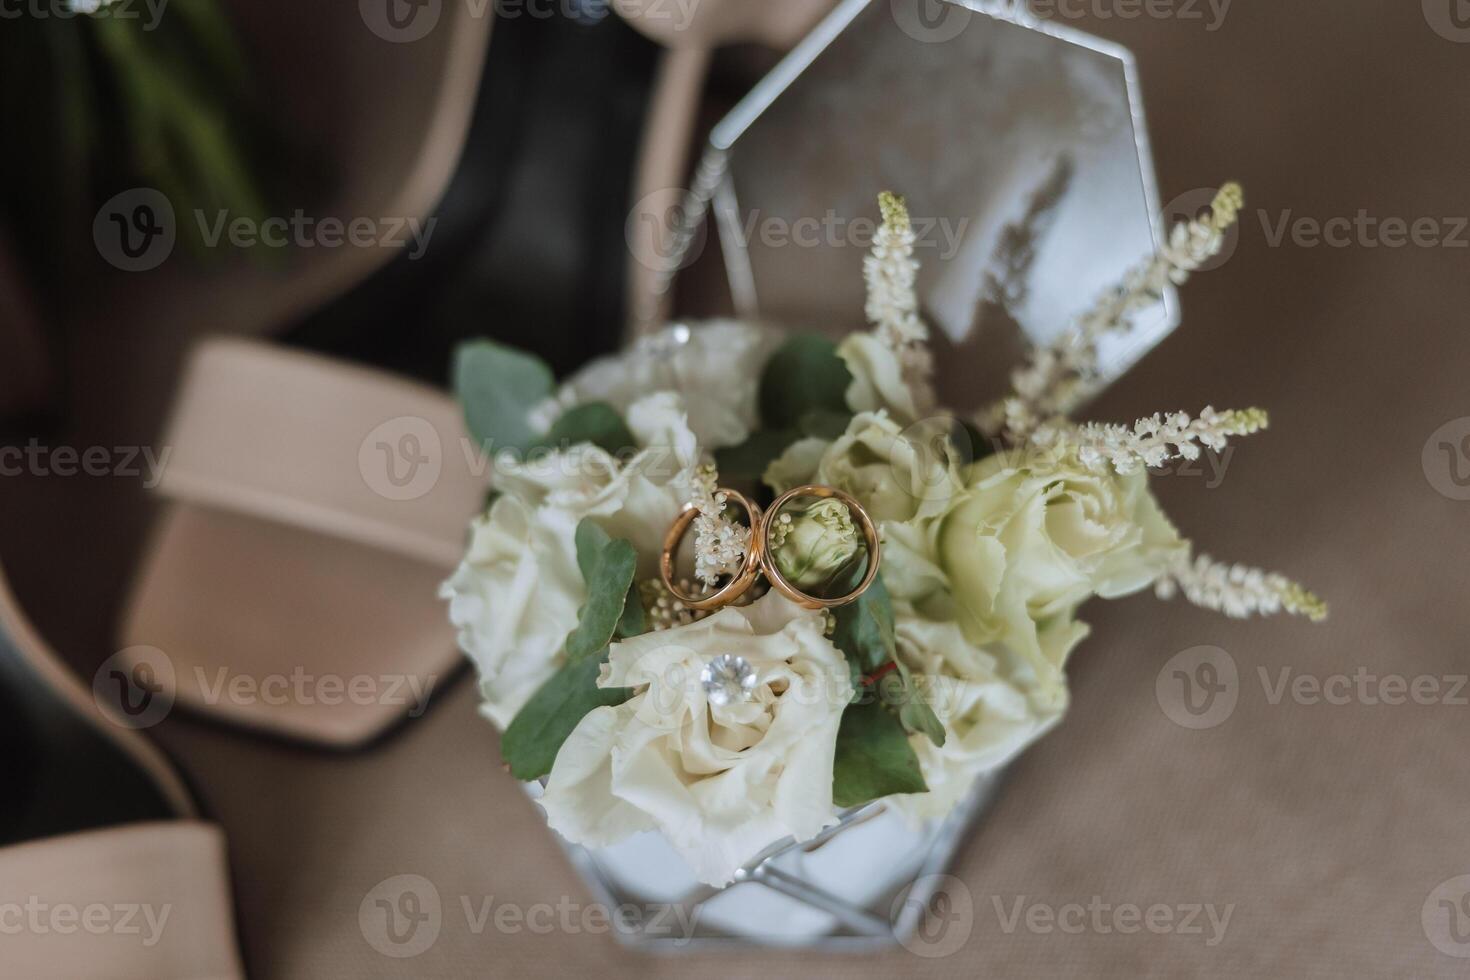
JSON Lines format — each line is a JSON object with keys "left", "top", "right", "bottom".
{"left": 0, "top": 0, "right": 270, "bottom": 277}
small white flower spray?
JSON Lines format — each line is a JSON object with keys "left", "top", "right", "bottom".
{"left": 1052, "top": 406, "right": 1270, "bottom": 475}
{"left": 967, "top": 179, "right": 1323, "bottom": 621}
{"left": 865, "top": 191, "right": 927, "bottom": 348}
{"left": 1156, "top": 550, "right": 1328, "bottom": 623}
{"left": 687, "top": 462, "right": 750, "bottom": 589}
{"left": 984, "top": 182, "right": 1246, "bottom": 441}
{"left": 865, "top": 191, "right": 938, "bottom": 416}
{"left": 1048, "top": 406, "right": 1322, "bottom": 619}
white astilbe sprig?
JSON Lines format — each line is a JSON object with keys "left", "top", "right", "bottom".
{"left": 687, "top": 462, "right": 749, "bottom": 588}
{"left": 1156, "top": 549, "right": 1328, "bottom": 623}
{"left": 866, "top": 191, "right": 927, "bottom": 347}
{"left": 864, "top": 191, "right": 937, "bottom": 415}
{"left": 983, "top": 183, "right": 1246, "bottom": 441}
{"left": 1051, "top": 406, "right": 1269, "bottom": 475}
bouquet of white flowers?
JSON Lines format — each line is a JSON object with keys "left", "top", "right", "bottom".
{"left": 441, "top": 185, "right": 1325, "bottom": 890}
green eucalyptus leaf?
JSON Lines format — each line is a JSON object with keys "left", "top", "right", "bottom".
{"left": 537, "top": 402, "right": 636, "bottom": 456}
{"left": 573, "top": 520, "right": 646, "bottom": 638}
{"left": 758, "top": 335, "right": 852, "bottom": 430}
{"left": 882, "top": 665, "right": 947, "bottom": 748}
{"left": 454, "top": 339, "right": 555, "bottom": 453}
{"left": 566, "top": 524, "right": 639, "bottom": 662}
{"left": 616, "top": 584, "right": 648, "bottom": 639}
{"left": 831, "top": 573, "right": 896, "bottom": 675}
{"left": 574, "top": 520, "right": 613, "bottom": 580}
{"left": 899, "top": 697, "right": 948, "bottom": 748}
{"left": 715, "top": 428, "right": 801, "bottom": 483}
{"left": 799, "top": 407, "right": 853, "bottom": 441}
{"left": 832, "top": 699, "right": 928, "bottom": 807}
{"left": 500, "top": 654, "right": 631, "bottom": 781}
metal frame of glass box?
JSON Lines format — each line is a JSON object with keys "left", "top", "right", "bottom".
{"left": 659, "top": 0, "right": 1177, "bottom": 408}
{"left": 561, "top": 0, "right": 1173, "bottom": 950}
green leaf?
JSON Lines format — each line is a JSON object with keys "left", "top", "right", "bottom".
{"left": 799, "top": 407, "right": 853, "bottom": 441}
{"left": 536, "top": 402, "right": 636, "bottom": 456}
{"left": 501, "top": 654, "right": 632, "bottom": 781}
{"left": 830, "top": 569, "right": 944, "bottom": 747}
{"left": 574, "top": 520, "right": 614, "bottom": 580}
{"left": 882, "top": 666, "right": 947, "bottom": 748}
{"left": 715, "top": 428, "right": 801, "bottom": 483}
{"left": 570, "top": 517, "right": 646, "bottom": 646}
{"left": 616, "top": 584, "right": 648, "bottom": 639}
{"left": 566, "top": 520, "right": 639, "bottom": 661}
{"left": 832, "top": 699, "right": 928, "bottom": 807}
{"left": 454, "top": 339, "right": 555, "bottom": 453}
{"left": 572, "top": 521, "right": 645, "bottom": 638}
{"left": 758, "top": 335, "right": 853, "bottom": 430}
{"left": 831, "top": 573, "right": 896, "bottom": 675}
{"left": 955, "top": 418, "right": 995, "bottom": 465}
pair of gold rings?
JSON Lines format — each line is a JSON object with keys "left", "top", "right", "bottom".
{"left": 659, "top": 484, "right": 881, "bottom": 612}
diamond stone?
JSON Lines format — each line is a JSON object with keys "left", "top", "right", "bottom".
{"left": 700, "top": 654, "right": 758, "bottom": 707}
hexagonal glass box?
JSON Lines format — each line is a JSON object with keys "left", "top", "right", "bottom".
{"left": 554, "top": 0, "right": 1174, "bottom": 949}
{"left": 660, "top": 0, "right": 1176, "bottom": 413}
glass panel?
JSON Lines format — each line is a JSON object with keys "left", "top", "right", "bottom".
{"left": 707, "top": 0, "right": 1174, "bottom": 412}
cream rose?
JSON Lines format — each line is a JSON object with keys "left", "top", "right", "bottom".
{"left": 837, "top": 332, "right": 932, "bottom": 425}
{"left": 820, "top": 411, "right": 962, "bottom": 523}
{"left": 537, "top": 593, "right": 854, "bottom": 887}
{"left": 888, "top": 609, "right": 1085, "bottom": 820}
{"left": 441, "top": 392, "right": 701, "bottom": 727}
{"left": 934, "top": 449, "right": 1185, "bottom": 707}
{"left": 531, "top": 320, "right": 778, "bottom": 450}
{"left": 765, "top": 411, "right": 965, "bottom": 602}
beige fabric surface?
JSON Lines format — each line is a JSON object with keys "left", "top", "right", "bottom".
{"left": 0, "top": 822, "right": 245, "bottom": 980}
{"left": 4, "top": 1, "right": 1469, "bottom": 976}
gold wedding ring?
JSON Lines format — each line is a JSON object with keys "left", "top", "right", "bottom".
{"left": 760, "top": 485, "right": 882, "bottom": 610}
{"left": 659, "top": 489, "right": 765, "bottom": 611}
{"left": 658, "top": 484, "right": 881, "bottom": 612}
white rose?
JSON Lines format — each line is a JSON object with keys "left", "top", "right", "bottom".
{"left": 934, "top": 448, "right": 1185, "bottom": 709}
{"left": 531, "top": 320, "right": 779, "bottom": 450}
{"left": 943, "top": 449, "right": 1186, "bottom": 615}
{"left": 537, "top": 593, "right": 854, "bottom": 887}
{"left": 837, "top": 332, "right": 932, "bottom": 425}
{"left": 441, "top": 392, "right": 701, "bottom": 727}
{"left": 762, "top": 435, "right": 829, "bottom": 495}
{"left": 764, "top": 411, "right": 964, "bottom": 603}
{"left": 440, "top": 497, "right": 582, "bottom": 729}
{"left": 887, "top": 610, "right": 1083, "bottom": 821}
{"left": 764, "top": 412, "right": 959, "bottom": 518}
